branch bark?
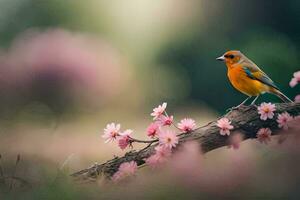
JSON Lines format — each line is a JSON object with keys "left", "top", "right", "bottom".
{"left": 71, "top": 102, "right": 300, "bottom": 181}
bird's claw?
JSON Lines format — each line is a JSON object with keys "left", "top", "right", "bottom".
{"left": 226, "top": 104, "right": 250, "bottom": 112}
{"left": 226, "top": 106, "right": 240, "bottom": 112}
{"left": 250, "top": 104, "right": 258, "bottom": 108}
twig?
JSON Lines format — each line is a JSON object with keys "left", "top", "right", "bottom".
{"left": 130, "top": 138, "right": 158, "bottom": 144}
{"left": 9, "top": 154, "right": 20, "bottom": 190}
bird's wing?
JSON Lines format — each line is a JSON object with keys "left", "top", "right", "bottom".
{"left": 242, "top": 63, "right": 279, "bottom": 90}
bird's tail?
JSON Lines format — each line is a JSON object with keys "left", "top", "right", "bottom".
{"left": 270, "top": 88, "right": 293, "bottom": 103}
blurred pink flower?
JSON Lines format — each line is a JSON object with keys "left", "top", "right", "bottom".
{"left": 118, "top": 129, "right": 133, "bottom": 150}
{"left": 147, "top": 123, "right": 160, "bottom": 138}
{"left": 228, "top": 133, "right": 243, "bottom": 149}
{"left": 102, "top": 123, "right": 121, "bottom": 143}
{"left": 277, "top": 112, "right": 293, "bottom": 130}
{"left": 112, "top": 161, "right": 138, "bottom": 182}
{"left": 158, "top": 130, "right": 178, "bottom": 149}
{"left": 217, "top": 118, "right": 234, "bottom": 136}
{"left": 144, "top": 145, "right": 171, "bottom": 168}
{"left": 157, "top": 115, "right": 173, "bottom": 126}
{"left": 155, "top": 145, "right": 172, "bottom": 157}
{"left": 295, "top": 95, "right": 300, "bottom": 102}
{"left": 168, "top": 141, "right": 203, "bottom": 185}
{"left": 0, "top": 29, "right": 127, "bottom": 110}
{"left": 151, "top": 102, "right": 167, "bottom": 120}
{"left": 286, "top": 115, "right": 300, "bottom": 130}
{"left": 144, "top": 154, "right": 160, "bottom": 168}
{"left": 256, "top": 128, "right": 272, "bottom": 144}
{"left": 289, "top": 71, "right": 300, "bottom": 87}
{"left": 257, "top": 102, "right": 276, "bottom": 120}
{"left": 177, "top": 118, "right": 196, "bottom": 133}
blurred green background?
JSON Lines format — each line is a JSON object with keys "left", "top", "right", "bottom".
{"left": 0, "top": 0, "right": 299, "bottom": 199}
{"left": 0, "top": 0, "right": 299, "bottom": 117}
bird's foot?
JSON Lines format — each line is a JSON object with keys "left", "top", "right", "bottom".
{"left": 226, "top": 104, "right": 249, "bottom": 112}
{"left": 250, "top": 103, "right": 258, "bottom": 108}
{"left": 226, "top": 107, "right": 236, "bottom": 112}
{"left": 226, "top": 105, "right": 241, "bottom": 112}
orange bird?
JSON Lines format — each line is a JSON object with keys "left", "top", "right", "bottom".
{"left": 216, "top": 50, "right": 292, "bottom": 108}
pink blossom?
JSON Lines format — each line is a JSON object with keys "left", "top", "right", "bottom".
{"left": 217, "top": 118, "right": 234, "bottom": 136}
{"left": 144, "top": 146, "right": 171, "bottom": 168}
{"left": 157, "top": 115, "right": 174, "bottom": 126}
{"left": 117, "top": 129, "right": 133, "bottom": 150}
{"left": 147, "top": 123, "right": 160, "bottom": 138}
{"left": 112, "top": 161, "right": 138, "bottom": 182}
{"left": 151, "top": 102, "right": 167, "bottom": 120}
{"left": 177, "top": 118, "right": 196, "bottom": 133}
{"left": 289, "top": 71, "right": 300, "bottom": 87}
{"left": 102, "top": 123, "right": 121, "bottom": 143}
{"left": 277, "top": 112, "right": 293, "bottom": 130}
{"left": 257, "top": 102, "right": 276, "bottom": 120}
{"left": 158, "top": 130, "right": 179, "bottom": 149}
{"left": 295, "top": 95, "right": 300, "bottom": 102}
{"left": 256, "top": 128, "right": 272, "bottom": 144}
{"left": 155, "top": 145, "right": 172, "bottom": 158}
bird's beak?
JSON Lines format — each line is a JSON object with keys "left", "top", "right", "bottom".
{"left": 216, "top": 55, "right": 225, "bottom": 61}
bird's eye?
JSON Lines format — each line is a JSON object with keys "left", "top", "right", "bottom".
{"left": 224, "top": 54, "right": 234, "bottom": 59}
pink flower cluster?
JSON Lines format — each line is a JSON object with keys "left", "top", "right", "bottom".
{"left": 149, "top": 102, "right": 197, "bottom": 135}
{"left": 254, "top": 70, "right": 300, "bottom": 144}
{"left": 255, "top": 74, "right": 299, "bottom": 144}
{"left": 101, "top": 118, "right": 194, "bottom": 152}
{"left": 147, "top": 103, "right": 173, "bottom": 138}
{"left": 147, "top": 103, "right": 197, "bottom": 148}
{"left": 144, "top": 103, "right": 201, "bottom": 168}
{"left": 103, "top": 102, "right": 200, "bottom": 180}
{"left": 102, "top": 123, "right": 133, "bottom": 150}
{"left": 256, "top": 102, "right": 295, "bottom": 144}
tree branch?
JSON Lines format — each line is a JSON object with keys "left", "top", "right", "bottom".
{"left": 71, "top": 102, "right": 300, "bottom": 181}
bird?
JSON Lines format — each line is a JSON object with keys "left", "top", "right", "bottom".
{"left": 216, "top": 50, "right": 292, "bottom": 109}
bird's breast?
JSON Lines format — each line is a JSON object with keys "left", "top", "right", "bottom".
{"left": 227, "top": 67, "right": 267, "bottom": 96}
{"left": 227, "top": 67, "right": 245, "bottom": 83}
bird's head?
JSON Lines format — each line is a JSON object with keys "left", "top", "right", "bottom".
{"left": 216, "top": 50, "right": 245, "bottom": 65}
